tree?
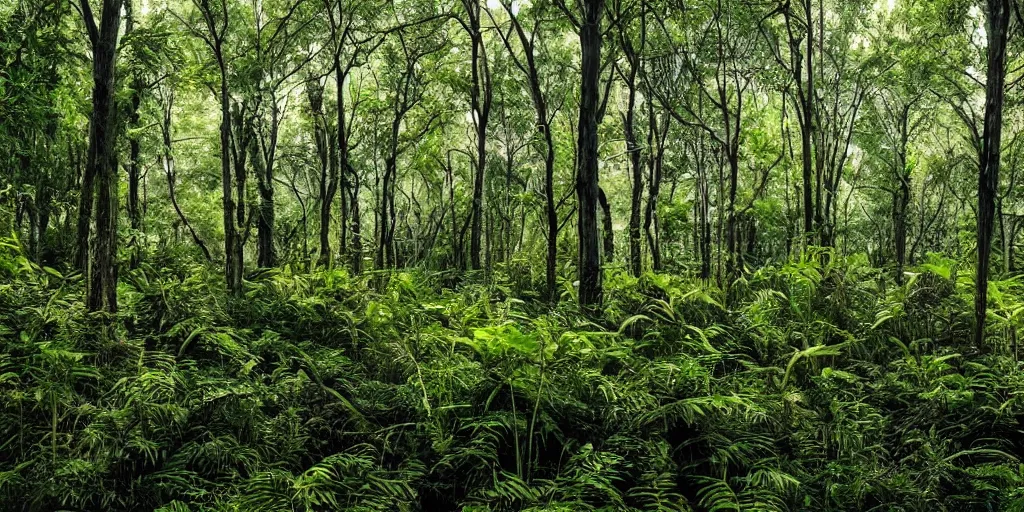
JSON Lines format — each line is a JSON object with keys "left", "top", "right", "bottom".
{"left": 457, "top": 0, "right": 493, "bottom": 271}
{"left": 243, "top": 0, "right": 318, "bottom": 269}
{"left": 375, "top": 24, "right": 445, "bottom": 269}
{"left": 762, "top": 0, "right": 816, "bottom": 244}
{"left": 488, "top": 0, "right": 564, "bottom": 299}
{"left": 557, "top": 0, "right": 606, "bottom": 310}
{"left": 175, "top": 0, "right": 243, "bottom": 294}
{"left": 870, "top": 86, "right": 925, "bottom": 284}
{"left": 613, "top": 0, "right": 646, "bottom": 277}
{"left": 79, "top": 0, "right": 124, "bottom": 312}
{"left": 648, "top": 0, "right": 758, "bottom": 282}
{"left": 644, "top": 95, "right": 669, "bottom": 271}
{"left": 975, "top": 0, "right": 1011, "bottom": 348}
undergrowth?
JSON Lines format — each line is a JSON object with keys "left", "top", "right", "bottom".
{"left": 2, "top": 237, "right": 1024, "bottom": 511}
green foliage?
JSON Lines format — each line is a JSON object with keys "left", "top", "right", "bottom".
{"left": 1, "top": 234, "right": 1023, "bottom": 511}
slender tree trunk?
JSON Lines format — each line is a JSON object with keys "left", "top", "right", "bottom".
{"left": 725, "top": 152, "right": 739, "bottom": 278}
{"left": 644, "top": 108, "right": 666, "bottom": 272}
{"left": 695, "top": 139, "right": 712, "bottom": 280}
{"left": 23, "top": 165, "right": 38, "bottom": 258}
{"left": 716, "top": 152, "right": 725, "bottom": 287}
{"left": 467, "top": 2, "right": 491, "bottom": 271}
{"left": 219, "top": 58, "right": 242, "bottom": 295}
{"left": 999, "top": 202, "right": 1009, "bottom": 274}
{"left": 315, "top": 68, "right": 337, "bottom": 266}
{"left": 576, "top": 0, "right": 604, "bottom": 310}
{"left": 318, "top": 60, "right": 341, "bottom": 267}
{"left": 975, "top": 0, "right": 1010, "bottom": 349}
{"left": 599, "top": 187, "right": 614, "bottom": 262}
{"left": 159, "top": 88, "right": 211, "bottom": 261}
{"left": 231, "top": 103, "right": 248, "bottom": 275}
{"left": 1009, "top": 218, "right": 1017, "bottom": 272}
{"left": 75, "top": 147, "right": 95, "bottom": 272}
{"left": 341, "top": 71, "right": 362, "bottom": 273}
{"left": 350, "top": 178, "right": 362, "bottom": 273}
{"left": 380, "top": 151, "right": 397, "bottom": 269}
{"left": 257, "top": 99, "right": 279, "bottom": 268}
{"left": 127, "top": 104, "right": 142, "bottom": 269}
{"left": 254, "top": 156, "right": 275, "bottom": 267}
{"left": 623, "top": 67, "right": 642, "bottom": 277}
{"left": 35, "top": 177, "right": 51, "bottom": 262}
{"left": 162, "top": 134, "right": 211, "bottom": 262}
{"left": 125, "top": 2, "right": 142, "bottom": 269}
{"left": 798, "top": 0, "right": 814, "bottom": 244}
{"left": 504, "top": 8, "right": 558, "bottom": 299}
{"left": 895, "top": 170, "right": 910, "bottom": 284}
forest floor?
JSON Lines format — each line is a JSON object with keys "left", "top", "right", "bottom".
{"left": 2, "top": 242, "right": 1024, "bottom": 511}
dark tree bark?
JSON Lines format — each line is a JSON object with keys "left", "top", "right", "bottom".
{"left": 253, "top": 98, "right": 279, "bottom": 268}
{"left": 349, "top": 168, "right": 362, "bottom": 273}
{"left": 463, "top": 0, "right": 492, "bottom": 271}
{"left": 190, "top": 0, "right": 242, "bottom": 294}
{"left": 685, "top": 134, "right": 712, "bottom": 280}
{"left": 80, "top": 0, "right": 124, "bottom": 312}
{"left": 575, "top": 0, "right": 604, "bottom": 310}
{"left": 643, "top": 108, "right": 667, "bottom": 271}
{"left": 802, "top": 0, "right": 814, "bottom": 244}
{"left": 975, "top": 0, "right": 1010, "bottom": 349}
{"left": 125, "top": 0, "right": 143, "bottom": 269}
{"left": 894, "top": 162, "right": 910, "bottom": 285}
{"left": 75, "top": 141, "right": 93, "bottom": 271}
{"left": 314, "top": 68, "right": 337, "bottom": 266}
{"left": 615, "top": 4, "right": 645, "bottom": 277}
{"left": 224, "top": 97, "right": 248, "bottom": 294}
{"left": 599, "top": 187, "right": 614, "bottom": 263}
{"left": 126, "top": 95, "right": 142, "bottom": 270}
{"left": 380, "top": 111, "right": 401, "bottom": 269}
{"left": 315, "top": 62, "right": 339, "bottom": 268}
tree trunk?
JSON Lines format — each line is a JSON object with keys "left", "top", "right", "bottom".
{"left": 644, "top": 103, "right": 666, "bottom": 272}
{"left": 220, "top": 59, "right": 242, "bottom": 295}
{"left": 350, "top": 178, "right": 362, "bottom": 273}
{"left": 975, "top": 0, "right": 1010, "bottom": 349}
{"left": 623, "top": 67, "right": 642, "bottom": 277}
{"left": 798, "top": 0, "right": 814, "bottom": 244}
{"left": 318, "top": 60, "right": 341, "bottom": 267}
{"left": 504, "top": 5, "right": 558, "bottom": 300}
{"left": 254, "top": 156, "right": 275, "bottom": 267}
{"left": 127, "top": 128, "right": 141, "bottom": 269}
{"left": 75, "top": 147, "right": 94, "bottom": 272}
{"left": 694, "top": 138, "right": 712, "bottom": 280}
{"left": 230, "top": 102, "right": 250, "bottom": 280}
{"left": 999, "top": 202, "right": 1009, "bottom": 274}
{"left": 576, "top": 0, "right": 604, "bottom": 310}
{"left": 599, "top": 187, "right": 614, "bottom": 263}
{"left": 255, "top": 98, "right": 279, "bottom": 268}
{"left": 725, "top": 152, "right": 739, "bottom": 278}
{"left": 894, "top": 172, "right": 910, "bottom": 284}
{"left": 35, "top": 178, "right": 51, "bottom": 262}
{"left": 467, "top": 2, "right": 491, "bottom": 271}
{"left": 125, "top": 3, "right": 142, "bottom": 270}
{"left": 81, "top": 0, "right": 124, "bottom": 313}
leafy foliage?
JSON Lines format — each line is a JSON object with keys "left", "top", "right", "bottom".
{"left": 2, "top": 235, "right": 1023, "bottom": 511}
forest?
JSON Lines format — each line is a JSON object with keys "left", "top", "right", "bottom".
{"left": 4, "top": 0, "right": 1024, "bottom": 509}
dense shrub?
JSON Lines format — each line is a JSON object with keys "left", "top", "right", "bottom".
{"left": 1, "top": 237, "right": 1023, "bottom": 511}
